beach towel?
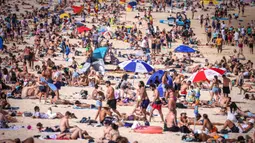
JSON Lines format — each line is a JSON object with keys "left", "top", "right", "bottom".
{"left": 0, "top": 125, "right": 21, "bottom": 130}
{"left": 73, "top": 104, "right": 97, "bottom": 110}
{"left": 4, "top": 107, "right": 19, "bottom": 110}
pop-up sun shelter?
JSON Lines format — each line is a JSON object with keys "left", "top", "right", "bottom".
{"left": 92, "top": 47, "right": 108, "bottom": 59}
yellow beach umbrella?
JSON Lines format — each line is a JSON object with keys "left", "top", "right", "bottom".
{"left": 60, "top": 13, "right": 70, "bottom": 19}
{"left": 200, "top": 0, "right": 218, "bottom": 5}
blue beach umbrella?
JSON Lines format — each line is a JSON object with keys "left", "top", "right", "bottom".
{"left": 0, "top": 37, "right": 3, "bottom": 50}
{"left": 146, "top": 70, "right": 173, "bottom": 86}
{"left": 128, "top": 1, "right": 137, "bottom": 7}
{"left": 174, "top": 45, "right": 196, "bottom": 53}
{"left": 119, "top": 60, "right": 154, "bottom": 73}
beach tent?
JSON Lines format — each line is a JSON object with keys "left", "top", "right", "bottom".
{"left": 92, "top": 47, "right": 108, "bottom": 59}
{"left": 0, "top": 36, "right": 3, "bottom": 50}
{"left": 200, "top": 0, "right": 218, "bottom": 4}
{"left": 72, "top": 5, "right": 84, "bottom": 14}
{"left": 79, "top": 59, "right": 105, "bottom": 75}
{"left": 146, "top": 70, "right": 173, "bottom": 86}
{"left": 77, "top": 26, "right": 91, "bottom": 33}
{"left": 174, "top": 45, "right": 196, "bottom": 53}
{"left": 60, "top": 13, "right": 70, "bottom": 19}
{"left": 92, "top": 59, "right": 105, "bottom": 75}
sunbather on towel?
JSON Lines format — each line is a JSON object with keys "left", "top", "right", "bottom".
{"left": 36, "top": 122, "right": 60, "bottom": 132}
{"left": 0, "top": 137, "right": 34, "bottom": 143}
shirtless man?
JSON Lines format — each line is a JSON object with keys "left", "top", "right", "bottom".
{"left": 60, "top": 111, "right": 78, "bottom": 133}
{"left": 105, "top": 81, "right": 121, "bottom": 117}
{"left": 164, "top": 85, "right": 179, "bottom": 131}
{"left": 222, "top": 75, "right": 232, "bottom": 97}
{"left": 180, "top": 81, "right": 190, "bottom": 98}
{"left": 137, "top": 81, "right": 150, "bottom": 120}
{"left": 162, "top": 72, "right": 168, "bottom": 98}
{"left": 99, "top": 105, "right": 113, "bottom": 125}
{"left": 164, "top": 86, "right": 179, "bottom": 131}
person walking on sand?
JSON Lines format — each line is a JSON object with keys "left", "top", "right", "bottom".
{"left": 238, "top": 36, "right": 244, "bottom": 54}
{"left": 222, "top": 75, "right": 232, "bottom": 97}
{"left": 148, "top": 84, "right": 164, "bottom": 122}
{"left": 248, "top": 35, "right": 254, "bottom": 54}
{"left": 215, "top": 35, "right": 223, "bottom": 53}
{"left": 105, "top": 81, "right": 121, "bottom": 118}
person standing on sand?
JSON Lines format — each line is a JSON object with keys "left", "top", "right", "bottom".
{"left": 215, "top": 34, "right": 223, "bottom": 53}
{"left": 148, "top": 84, "right": 164, "bottom": 122}
{"left": 164, "top": 85, "right": 179, "bottom": 132}
{"left": 105, "top": 81, "right": 121, "bottom": 118}
{"left": 238, "top": 36, "right": 244, "bottom": 54}
{"left": 206, "top": 26, "right": 212, "bottom": 44}
{"left": 222, "top": 75, "right": 232, "bottom": 97}
{"left": 248, "top": 35, "right": 254, "bottom": 54}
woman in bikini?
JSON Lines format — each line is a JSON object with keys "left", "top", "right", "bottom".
{"left": 210, "top": 76, "right": 220, "bottom": 102}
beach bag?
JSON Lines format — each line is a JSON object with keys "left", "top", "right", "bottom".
{"left": 80, "top": 90, "right": 88, "bottom": 99}
{"left": 180, "top": 126, "right": 191, "bottom": 133}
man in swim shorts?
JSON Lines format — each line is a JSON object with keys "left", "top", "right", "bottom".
{"left": 106, "top": 81, "right": 121, "bottom": 118}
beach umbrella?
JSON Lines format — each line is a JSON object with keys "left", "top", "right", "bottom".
{"left": 72, "top": 5, "right": 84, "bottom": 14}
{"left": 128, "top": 1, "right": 137, "bottom": 7}
{"left": 200, "top": 0, "right": 218, "bottom": 5}
{"left": 187, "top": 68, "right": 224, "bottom": 83}
{"left": 77, "top": 26, "right": 91, "bottom": 33}
{"left": 0, "top": 36, "right": 3, "bottom": 50}
{"left": 60, "top": 13, "right": 70, "bottom": 19}
{"left": 146, "top": 70, "right": 173, "bottom": 85}
{"left": 201, "top": 67, "right": 226, "bottom": 75}
{"left": 119, "top": 60, "right": 154, "bottom": 73}
{"left": 92, "top": 47, "right": 108, "bottom": 59}
{"left": 174, "top": 45, "right": 196, "bottom": 53}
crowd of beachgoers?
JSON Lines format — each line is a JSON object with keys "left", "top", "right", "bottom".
{"left": 0, "top": 0, "right": 255, "bottom": 142}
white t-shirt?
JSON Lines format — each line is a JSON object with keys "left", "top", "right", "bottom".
{"left": 234, "top": 32, "right": 239, "bottom": 41}
{"left": 141, "top": 39, "right": 148, "bottom": 48}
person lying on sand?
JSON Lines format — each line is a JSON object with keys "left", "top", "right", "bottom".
{"left": 0, "top": 137, "right": 34, "bottom": 143}
{"left": 32, "top": 106, "right": 63, "bottom": 119}
{"left": 36, "top": 122, "right": 60, "bottom": 132}
{"left": 220, "top": 118, "right": 254, "bottom": 133}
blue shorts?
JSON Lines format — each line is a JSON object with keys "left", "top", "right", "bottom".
{"left": 141, "top": 99, "right": 150, "bottom": 109}
{"left": 54, "top": 81, "right": 61, "bottom": 90}
{"left": 211, "top": 87, "right": 219, "bottom": 93}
